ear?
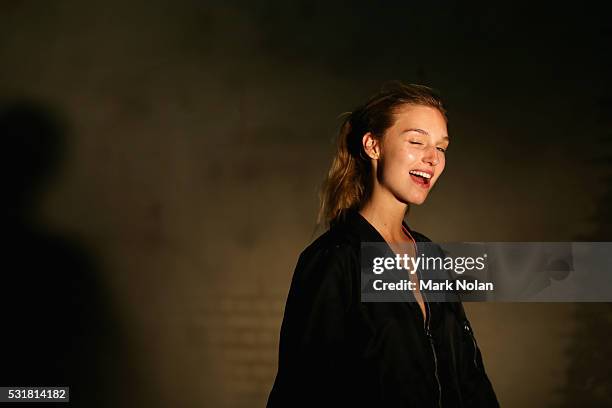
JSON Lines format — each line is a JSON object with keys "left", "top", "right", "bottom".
{"left": 362, "top": 132, "right": 380, "bottom": 160}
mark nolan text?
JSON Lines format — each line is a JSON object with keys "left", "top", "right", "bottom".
{"left": 372, "top": 279, "right": 494, "bottom": 291}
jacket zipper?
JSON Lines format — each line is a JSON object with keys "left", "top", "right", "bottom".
{"left": 424, "top": 291, "right": 442, "bottom": 408}
{"left": 464, "top": 321, "right": 480, "bottom": 370}
{"left": 403, "top": 225, "right": 442, "bottom": 408}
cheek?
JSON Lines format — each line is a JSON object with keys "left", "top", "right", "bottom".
{"left": 392, "top": 149, "right": 419, "bottom": 169}
{"left": 402, "top": 147, "right": 419, "bottom": 163}
{"left": 378, "top": 145, "right": 420, "bottom": 179}
{"left": 384, "top": 149, "right": 417, "bottom": 175}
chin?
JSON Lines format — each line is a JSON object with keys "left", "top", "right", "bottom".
{"left": 392, "top": 187, "right": 430, "bottom": 206}
{"left": 404, "top": 194, "right": 428, "bottom": 205}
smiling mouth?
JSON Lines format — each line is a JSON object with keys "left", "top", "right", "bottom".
{"left": 409, "top": 170, "right": 432, "bottom": 188}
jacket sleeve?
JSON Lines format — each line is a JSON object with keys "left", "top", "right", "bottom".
{"left": 456, "top": 302, "right": 500, "bottom": 407}
{"left": 267, "top": 243, "right": 357, "bottom": 408}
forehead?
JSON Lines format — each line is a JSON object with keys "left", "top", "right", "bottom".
{"left": 389, "top": 105, "right": 448, "bottom": 135}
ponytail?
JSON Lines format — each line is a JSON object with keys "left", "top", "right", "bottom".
{"left": 317, "top": 113, "right": 371, "bottom": 226}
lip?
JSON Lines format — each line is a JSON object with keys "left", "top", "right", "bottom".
{"left": 409, "top": 169, "right": 434, "bottom": 189}
{"left": 409, "top": 174, "right": 431, "bottom": 189}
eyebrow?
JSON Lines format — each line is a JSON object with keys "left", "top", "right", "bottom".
{"left": 402, "top": 128, "right": 450, "bottom": 141}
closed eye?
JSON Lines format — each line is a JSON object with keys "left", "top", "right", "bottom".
{"left": 409, "top": 141, "right": 423, "bottom": 145}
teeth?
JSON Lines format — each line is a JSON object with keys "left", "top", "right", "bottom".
{"left": 409, "top": 170, "right": 432, "bottom": 179}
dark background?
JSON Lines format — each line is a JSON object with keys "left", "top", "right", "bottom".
{"left": 1, "top": 1, "right": 611, "bottom": 407}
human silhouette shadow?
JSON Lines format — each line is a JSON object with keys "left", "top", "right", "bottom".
{"left": 0, "top": 101, "right": 125, "bottom": 407}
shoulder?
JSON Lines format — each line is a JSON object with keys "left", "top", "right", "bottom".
{"left": 288, "top": 227, "right": 361, "bottom": 306}
{"left": 296, "top": 227, "right": 360, "bottom": 277}
{"left": 304, "top": 223, "right": 360, "bottom": 254}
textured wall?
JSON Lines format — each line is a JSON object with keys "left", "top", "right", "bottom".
{"left": 1, "top": 1, "right": 611, "bottom": 407}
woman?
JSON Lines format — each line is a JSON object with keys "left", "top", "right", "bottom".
{"left": 267, "top": 82, "right": 499, "bottom": 407}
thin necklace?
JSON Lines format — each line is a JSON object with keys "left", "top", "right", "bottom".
{"left": 402, "top": 224, "right": 430, "bottom": 328}
{"left": 401, "top": 224, "right": 417, "bottom": 257}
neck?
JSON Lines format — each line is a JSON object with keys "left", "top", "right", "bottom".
{"left": 359, "top": 188, "right": 409, "bottom": 243}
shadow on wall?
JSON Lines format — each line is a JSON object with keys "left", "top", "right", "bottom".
{"left": 0, "top": 101, "right": 128, "bottom": 407}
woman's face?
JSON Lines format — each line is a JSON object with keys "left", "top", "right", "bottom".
{"left": 370, "top": 104, "right": 449, "bottom": 205}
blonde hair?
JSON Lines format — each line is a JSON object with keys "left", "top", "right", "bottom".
{"left": 318, "top": 81, "right": 447, "bottom": 227}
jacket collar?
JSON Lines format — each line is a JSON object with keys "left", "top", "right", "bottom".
{"left": 334, "top": 208, "right": 435, "bottom": 311}
{"left": 331, "top": 208, "right": 422, "bottom": 244}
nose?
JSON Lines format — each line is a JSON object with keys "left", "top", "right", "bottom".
{"left": 422, "top": 146, "right": 440, "bottom": 166}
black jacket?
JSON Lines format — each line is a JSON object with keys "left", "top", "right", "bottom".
{"left": 267, "top": 209, "right": 499, "bottom": 407}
